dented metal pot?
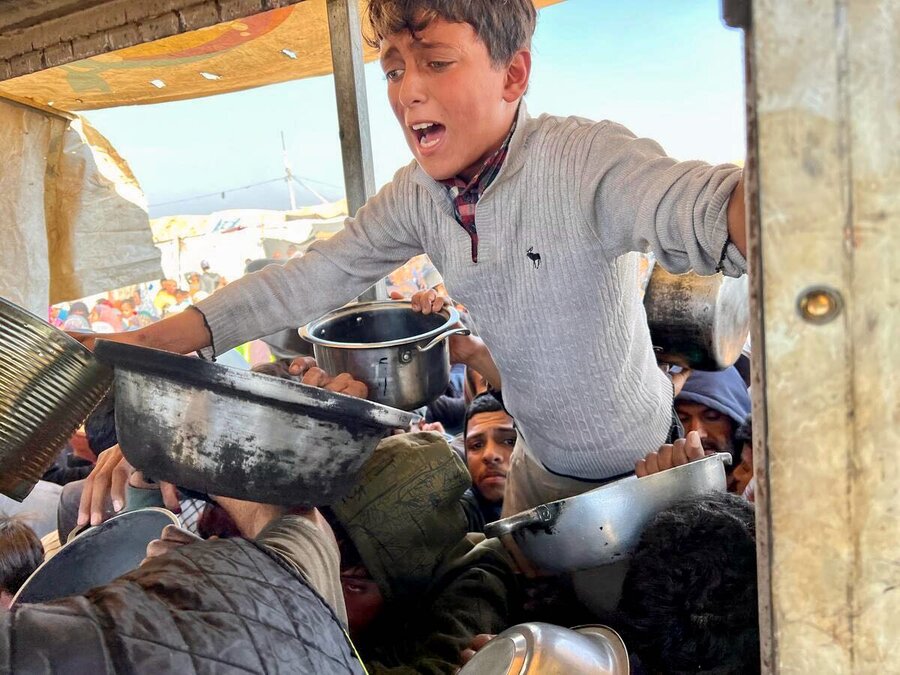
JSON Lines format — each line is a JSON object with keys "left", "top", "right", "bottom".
{"left": 643, "top": 265, "right": 750, "bottom": 370}
{"left": 485, "top": 453, "right": 731, "bottom": 573}
{"left": 94, "top": 341, "right": 415, "bottom": 506}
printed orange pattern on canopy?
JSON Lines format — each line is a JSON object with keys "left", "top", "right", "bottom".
{"left": 0, "top": 0, "right": 565, "bottom": 112}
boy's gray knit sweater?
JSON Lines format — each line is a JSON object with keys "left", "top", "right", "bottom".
{"left": 196, "top": 104, "right": 745, "bottom": 479}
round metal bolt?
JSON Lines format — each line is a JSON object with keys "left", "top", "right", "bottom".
{"left": 798, "top": 286, "right": 843, "bottom": 324}
{"left": 399, "top": 349, "right": 413, "bottom": 364}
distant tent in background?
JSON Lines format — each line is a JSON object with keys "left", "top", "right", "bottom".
{"left": 150, "top": 201, "right": 349, "bottom": 284}
{"left": 150, "top": 200, "right": 348, "bottom": 243}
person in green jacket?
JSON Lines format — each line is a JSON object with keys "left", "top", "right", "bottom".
{"left": 329, "top": 431, "right": 518, "bottom": 674}
{"left": 139, "top": 430, "right": 519, "bottom": 674}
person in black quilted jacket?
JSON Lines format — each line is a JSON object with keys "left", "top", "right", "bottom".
{"left": 0, "top": 499, "right": 366, "bottom": 675}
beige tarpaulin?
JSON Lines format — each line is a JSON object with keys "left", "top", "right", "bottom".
{"left": 0, "top": 0, "right": 565, "bottom": 112}
{"left": 0, "top": 97, "right": 161, "bottom": 315}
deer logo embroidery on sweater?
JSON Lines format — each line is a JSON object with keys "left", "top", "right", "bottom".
{"left": 526, "top": 247, "right": 542, "bottom": 269}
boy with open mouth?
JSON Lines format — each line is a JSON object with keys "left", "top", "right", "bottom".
{"left": 84, "top": 0, "right": 748, "bottom": 516}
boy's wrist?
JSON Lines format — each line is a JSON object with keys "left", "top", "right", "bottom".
{"left": 465, "top": 338, "right": 502, "bottom": 390}
{"left": 458, "top": 335, "right": 488, "bottom": 367}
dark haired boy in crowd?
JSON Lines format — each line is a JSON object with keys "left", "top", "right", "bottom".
{"left": 460, "top": 393, "right": 516, "bottom": 531}
{"left": 78, "top": 0, "right": 747, "bottom": 518}
{"left": 0, "top": 517, "right": 43, "bottom": 610}
{"left": 617, "top": 492, "right": 759, "bottom": 674}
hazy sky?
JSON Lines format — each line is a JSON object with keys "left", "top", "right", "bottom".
{"left": 84, "top": 0, "right": 746, "bottom": 218}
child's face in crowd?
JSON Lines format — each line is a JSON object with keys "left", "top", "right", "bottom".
{"left": 465, "top": 410, "right": 516, "bottom": 503}
{"left": 728, "top": 441, "right": 753, "bottom": 495}
{"left": 340, "top": 565, "right": 384, "bottom": 638}
{"left": 380, "top": 19, "right": 530, "bottom": 181}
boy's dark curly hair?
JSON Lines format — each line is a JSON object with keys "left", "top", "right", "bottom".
{"left": 618, "top": 492, "right": 759, "bottom": 675}
{"left": 365, "top": 0, "right": 537, "bottom": 66}
{"left": 734, "top": 414, "right": 752, "bottom": 447}
{"left": 0, "top": 516, "right": 43, "bottom": 596}
{"left": 464, "top": 391, "right": 507, "bottom": 438}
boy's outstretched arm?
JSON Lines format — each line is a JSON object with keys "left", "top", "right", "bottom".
{"left": 578, "top": 120, "right": 747, "bottom": 277}
{"left": 726, "top": 177, "right": 747, "bottom": 257}
{"left": 71, "top": 306, "right": 211, "bottom": 354}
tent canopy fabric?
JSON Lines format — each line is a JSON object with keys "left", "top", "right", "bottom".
{"left": 0, "top": 0, "right": 564, "bottom": 112}
{"left": 0, "top": 98, "right": 162, "bottom": 314}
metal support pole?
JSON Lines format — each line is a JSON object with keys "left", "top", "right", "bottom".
{"left": 326, "top": 0, "right": 386, "bottom": 302}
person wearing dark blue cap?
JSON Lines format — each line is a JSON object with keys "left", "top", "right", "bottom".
{"left": 635, "top": 367, "right": 751, "bottom": 489}
{"left": 675, "top": 366, "right": 751, "bottom": 479}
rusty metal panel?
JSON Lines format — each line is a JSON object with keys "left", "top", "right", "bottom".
{"left": 748, "top": 0, "right": 899, "bottom": 672}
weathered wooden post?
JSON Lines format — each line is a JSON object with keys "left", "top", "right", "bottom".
{"left": 738, "top": 0, "right": 899, "bottom": 671}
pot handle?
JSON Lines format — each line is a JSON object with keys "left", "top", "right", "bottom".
{"left": 417, "top": 326, "right": 471, "bottom": 352}
{"left": 484, "top": 503, "right": 557, "bottom": 539}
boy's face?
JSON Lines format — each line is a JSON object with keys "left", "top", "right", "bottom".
{"left": 380, "top": 19, "right": 530, "bottom": 181}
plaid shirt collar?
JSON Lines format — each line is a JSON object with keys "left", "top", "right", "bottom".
{"left": 440, "top": 115, "right": 518, "bottom": 263}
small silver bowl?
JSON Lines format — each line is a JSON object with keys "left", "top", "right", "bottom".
{"left": 458, "top": 622, "right": 630, "bottom": 675}
{"left": 485, "top": 454, "right": 731, "bottom": 572}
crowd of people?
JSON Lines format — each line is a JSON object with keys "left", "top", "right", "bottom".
{"left": 1, "top": 335, "right": 759, "bottom": 673}
{"left": 49, "top": 261, "right": 227, "bottom": 334}
{"left": 2, "top": 0, "right": 763, "bottom": 672}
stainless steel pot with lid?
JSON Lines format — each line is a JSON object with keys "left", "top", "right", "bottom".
{"left": 299, "top": 301, "right": 469, "bottom": 410}
{"left": 0, "top": 297, "right": 112, "bottom": 500}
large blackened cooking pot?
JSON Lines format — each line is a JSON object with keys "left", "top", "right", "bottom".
{"left": 643, "top": 266, "right": 750, "bottom": 370}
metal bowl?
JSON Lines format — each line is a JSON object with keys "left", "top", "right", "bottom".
{"left": 484, "top": 454, "right": 730, "bottom": 573}
{"left": 300, "top": 301, "right": 469, "bottom": 410}
{"left": 458, "top": 622, "right": 629, "bottom": 675}
{"left": 94, "top": 341, "right": 415, "bottom": 505}
{"left": 13, "top": 507, "right": 180, "bottom": 605}
{"left": 0, "top": 297, "right": 112, "bottom": 500}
